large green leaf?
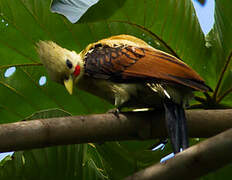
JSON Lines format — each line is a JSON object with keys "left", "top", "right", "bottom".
{"left": 95, "top": 141, "right": 166, "bottom": 179}
{"left": 205, "top": 0, "right": 232, "bottom": 106}
{"left": 0, "top": 0, "right": 210, "bottom": 123}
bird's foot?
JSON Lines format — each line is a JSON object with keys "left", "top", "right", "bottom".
{"left": 149, "top": 138, "right": 168, "bottom": 150}
{"left": 107, "top": 108, "right": 121, "bottom": 118}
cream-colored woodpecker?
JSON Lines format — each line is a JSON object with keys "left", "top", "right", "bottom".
{"left": 36, "top": 34, "right": 211, "bottom": 153}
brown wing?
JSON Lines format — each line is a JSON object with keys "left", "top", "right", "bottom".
{"left": 84, "top": 44, "right": 210, "bottom": 92}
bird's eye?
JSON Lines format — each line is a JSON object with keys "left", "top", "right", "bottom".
{"left": 66, "top": 59, "right": 73, "bottom": 69}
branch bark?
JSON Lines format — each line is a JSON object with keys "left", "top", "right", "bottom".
{"left": 125, "top": 127, "right": 232, "bottom": 180}
{"left": 0, "top": 109, "right": 231, "bottom": 153}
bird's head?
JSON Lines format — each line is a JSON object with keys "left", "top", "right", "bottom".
{"left": 36, "top": 41, "right": 84, "bottom": 94}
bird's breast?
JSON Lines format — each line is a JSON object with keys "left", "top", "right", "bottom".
{"left": 77, "top": 75, "right": 163, "bottom": 108}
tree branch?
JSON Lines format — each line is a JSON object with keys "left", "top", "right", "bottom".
{"left": 0, "top": 109, "right": 231, "bottom": 153}
{"left": 125, "top": 127, "right": 232, "bottom": 180}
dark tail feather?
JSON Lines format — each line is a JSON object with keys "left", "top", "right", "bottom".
{"left": 163, "top": 100, "right": 189, "bottom": 153}
{"left": 163, "top": 100, "right": 181, "bottom": 153}
{"left": 178, "top": 106, "right": 189, "bottom": 150}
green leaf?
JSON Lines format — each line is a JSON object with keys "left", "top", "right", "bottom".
{"left": 95, "top": 141, "right": 165, "bottom": 179}
{"left": 207, "top": 0, "right": 232, "bottom": 105}
{"left": 0, "top": 145, "right": 107, "bottom": 180}
{"left": 200, "top": 164, "right": 232, "bottom": 180}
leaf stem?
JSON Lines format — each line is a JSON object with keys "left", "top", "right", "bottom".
{"left": 0, "top": 63, "right": 42, "bottom": 69}
{"left": 110, "top": 20, "right": 181, "bottom": 59}
{"left": 213, "top": 51, "right": 232, "bottom": 101}
{"left": 194, "top": 96, "right": 206, "bottom": 103}
{"left": 216, "top": 88, "right": 232, "bottom": 104}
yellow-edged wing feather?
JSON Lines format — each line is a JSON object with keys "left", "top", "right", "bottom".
{"left": 83, "top": 35, "right": 210, "bottom": 92}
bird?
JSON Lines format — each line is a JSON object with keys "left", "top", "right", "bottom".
{"left": 36, "top": 34, "right": 211, "bottom": 154}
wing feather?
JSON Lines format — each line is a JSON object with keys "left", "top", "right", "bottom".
{"left": 84, "top": 44, "right": 211, "bottom": 92}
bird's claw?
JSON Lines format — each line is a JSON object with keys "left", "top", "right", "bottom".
{"left": 107, "top": 108, "right": 120, "bottom": 118}
{"left": 149, "top": 138, "right": 168, "bottom": 150}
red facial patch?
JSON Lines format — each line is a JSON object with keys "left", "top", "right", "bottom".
{"left": 74, "top": 65, "right": 81, "bottom": 77}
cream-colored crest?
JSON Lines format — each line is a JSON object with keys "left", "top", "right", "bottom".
{"left": 36, "top": 41, "right": 84, "bottom": 84}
